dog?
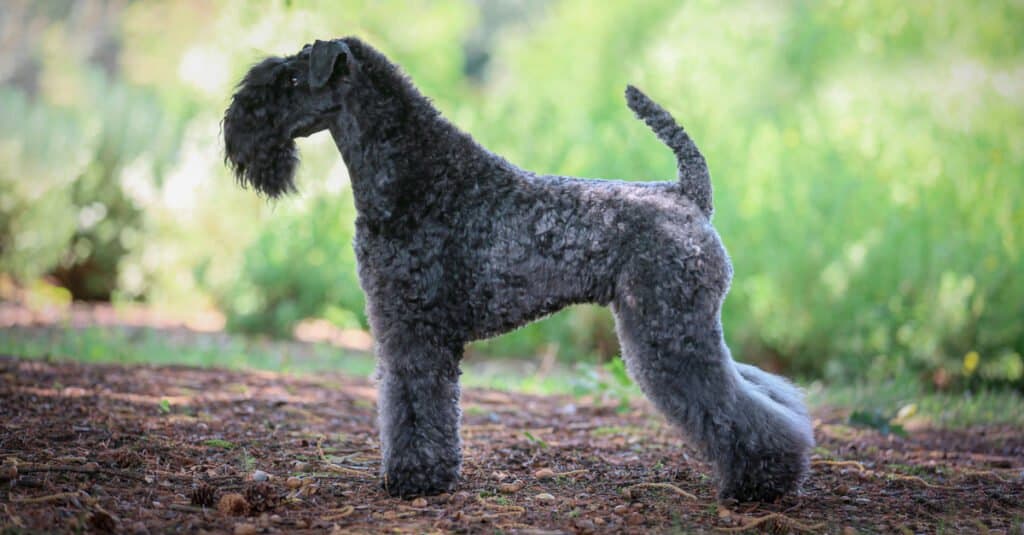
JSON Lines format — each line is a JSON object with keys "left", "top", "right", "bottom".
{"left": 223, "top": 37, "right": 814, "bottom": 502}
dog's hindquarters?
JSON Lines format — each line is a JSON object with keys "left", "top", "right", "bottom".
{"left": 610, "top": 223, "right": 813, "bottom": 502}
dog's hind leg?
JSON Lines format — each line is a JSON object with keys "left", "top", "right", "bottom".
{"left": 374, "top": 327, "right": 463, "bottom": 498}
{"left": 611, "top": 243, "right": 813, "bottom": 502}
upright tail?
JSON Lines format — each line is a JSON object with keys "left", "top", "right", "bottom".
{"left": 625, "top": 85, "right": 712, "bottom": 217}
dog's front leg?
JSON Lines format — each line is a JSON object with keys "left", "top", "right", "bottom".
{"left": 375, "top": 328, "right": 463, "bottom": 498}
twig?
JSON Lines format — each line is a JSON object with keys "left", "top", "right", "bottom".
{"left": 552, "top": 469, "right": 590, "bottom": 478}
{"left": 717, "top": 512, "right": 825, "bottom": 533}
{"left": 812, "top": 459, "right": 953, "bottom": 489}
{"left": 2, "top": 504, "right": 25, "bottom": 528}
{"left": 20, "top": 464, "right": 149, "bottom": 483}
{"left": 495, "top": 522, "right": 534, "bottom": 530}
{"left": 623, "top": 482, "right": 697, "bottom": 500}
{"left": 811, "top": 460, "right": 868, "bottom": 471}
{"left": 323, "top": 464, "right": 374, "bottom": 478}
{"left": 168, "top": 504, "right": 209, "bottom": 514}
{"left": 9, "top": 491, "right": 83, "bottom": 504}
{"left": 322, "top": 505, "right": 354, "bottom": 521}
{"left": 475, "top": 495, "right": 526, "bottom": 515}
{"left": 883, "top": 472, "right": 953, "bottom": 490}
{"left": 954, "top": 467, "right": 1015, "bottom": 483}
{"left": 315, "top": 437, "right": 373, "bottom": 478}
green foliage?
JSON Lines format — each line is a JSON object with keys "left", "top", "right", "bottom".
{"left": 522, "top": 430, "right": 548, "bottom": 449}
{"left": 2, "top": 0, "right": 1022, "bottom": 391}
{"left": 211, "top": 194, "right": 366, "bottom": 337}
{"left": 203, "top": 439, "right": 236, "bottom": 450}
{"left": 847, "top": 409, "right": 907, "bottom": 437}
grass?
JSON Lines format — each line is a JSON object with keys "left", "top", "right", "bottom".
{"left": 2, "top": 324, "right": 1021, "bottom": 428}
{"left": 805, "top": 378, "right": 1024, "bottom": 428}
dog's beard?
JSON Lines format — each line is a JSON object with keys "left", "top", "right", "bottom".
{"left": 225, "top": 137, "right": 299, "bottom": 199}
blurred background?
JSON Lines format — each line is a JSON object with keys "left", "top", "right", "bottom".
{"left": 1, "top": 0, "right": 1021, "bottom": 403}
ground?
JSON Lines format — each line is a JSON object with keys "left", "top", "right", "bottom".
{"left": 2, "top": 354, "right": 1022, "bottom": 534}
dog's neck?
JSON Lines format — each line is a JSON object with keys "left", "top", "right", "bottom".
{"left": 327, "top": 42, "right": 505, "bottom": 227}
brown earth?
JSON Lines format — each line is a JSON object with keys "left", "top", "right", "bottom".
{"left": 1, "top": 356, "right": 1022, "bottom": 534}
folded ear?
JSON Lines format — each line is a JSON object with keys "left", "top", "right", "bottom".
{"left": 309, "top": 39, "right": 352, "bottom": 89}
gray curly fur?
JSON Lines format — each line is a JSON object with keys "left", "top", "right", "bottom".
{"left": 223, "top": 37, "right": 814, "bottom": 502}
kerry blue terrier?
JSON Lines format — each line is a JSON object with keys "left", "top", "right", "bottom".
{"left": 223, "top": 37, "right": 814, "bottom": 502}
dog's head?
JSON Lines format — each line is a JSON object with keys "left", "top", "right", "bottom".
{"left": 223, "top": 39, "right": 357, "bottom": 198}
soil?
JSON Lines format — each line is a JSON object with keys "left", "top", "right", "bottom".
{"left": 2, "top": 356, "right": 1022, "bottom": 534}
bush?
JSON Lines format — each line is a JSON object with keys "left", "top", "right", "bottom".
{"left": 211, "top": 193, "right": 365, "bottom": 337}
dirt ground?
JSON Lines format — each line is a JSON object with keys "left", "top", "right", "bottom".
{"left": 1, "top": 356, "right": 1022, "bottom": 534}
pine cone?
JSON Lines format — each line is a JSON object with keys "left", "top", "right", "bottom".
{"left": 190, "top": 482, "right": 216, "bottom": 507}
{"left": 217, "top": 492, "right": 250, "bottom": 516}
{"left": 243, "top": 482, "right": 278, "bottom": 513}
{"left": 111, "top": 449, "right": 144, "bottom": 468}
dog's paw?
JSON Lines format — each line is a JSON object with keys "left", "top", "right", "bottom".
{"left": 716, "top": 448, "right": 809, "bottom": 503}
{"left": 382, "top": 450, "right": 459, "bottom": 498}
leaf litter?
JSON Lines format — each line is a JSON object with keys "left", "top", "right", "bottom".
{"left": 1, "top": 356, "right": 1022, "bottom": 533}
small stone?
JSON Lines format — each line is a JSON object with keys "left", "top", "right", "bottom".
{"left": 292, "top": 461, "right": 311, "bottom": 472}
{"left": 498, "top": 480, "right": 525, "bottom": 494}
{"left": 626, "top": 512, "right": 645, "bottom": 525}
{"left": 593, "top": 517, "right": 605, "bottom": 526}
{"left": 613, "top": 504, "right": 629, "bottom": 515}
{"left": 450, "top": 491, "right": 471, "bottom": 506}
{"left": 286, "top": 477, "right": 303, "bottom": 489}
{"left": 841, "top": 527, "right": 858, "bottom": 535}
{"left": 251, "top": 470, "right": 270, "bottom": 482}
{"left": 83, "top": 462, "right": 100, "bottom": 472}
{"left": 233, "top": 522, "right": 258, "bottom": 535}
{"left": 535, "top": 492, "right": 556, "bottom": 504}
{"left": 534, "top": 468, "right": 556, "bottom": 480}
{"left": 411, "top": 497, "right": 428, "bottom": 508}
{"left": 574, "top": 518, "right": 596, "bottom": 531}
{"left": 269, "top": 514, "right": 282, "bottom": 523}
{"left": 0, "top": 463, "right": 17, "bottom": 481}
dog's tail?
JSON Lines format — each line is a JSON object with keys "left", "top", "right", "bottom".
{"left": 625, "top": 85, "right": 712, "bottom": 217}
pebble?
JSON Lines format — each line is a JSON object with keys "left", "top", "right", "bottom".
{"left": 499, "top": 481, "right": 525, "bottom": 494}
{"left": 411, "top": 497, "right": 428, "bottom": 508}
{"left": 449, "top": 491, "right": 471, "bottom": 506}
{"left": 626, "top": 512, "right": 645, "bottom": 525}
{"left": 535, "top": 492, "right": 556, "bottom": 504}
{"left": 574, "top": 518, "right": 596, "bottom": 531}
{"left": 534, "top": 468, "right": 556, "bottom": 480}
{"left": 292, "top": 461, "right": 311, "bottom": 472}
{"left": 233, "top": 523, "right": 257, "bottom": 535}
{"left": 286, "top": 476, "right": 303, "bottom": 489}
{"left": 0, "top": 463, "right": 17, "bottom": 481}
{"left": 613, "top": 504, "right": 629, "bottom": 515}
{"left": 252, "top": 470, "right": 270, "bottom": 482}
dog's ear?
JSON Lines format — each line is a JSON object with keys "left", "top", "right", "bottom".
{"left": 309, "top": 39, "right": 351, "bottom": 89}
